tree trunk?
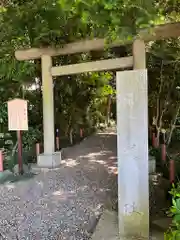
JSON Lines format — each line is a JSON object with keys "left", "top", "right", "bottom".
{"left": 167, "top": 103, "right": 180, "bottom": 146}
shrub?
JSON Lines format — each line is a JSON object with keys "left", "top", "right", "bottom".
{"left": 165, "top": 183, "right": 180, "bottom": 239}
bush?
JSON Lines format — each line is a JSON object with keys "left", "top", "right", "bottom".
{"left": 3, "top": 148, "right": 36, "bottom": 171}
{"left": 165, "top": 183, "right": 180, "bottom": 239}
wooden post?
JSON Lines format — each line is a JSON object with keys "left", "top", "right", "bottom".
{"left": 80, "top": 128, "right": 83, "bottom": 138}
{"left": 152, "top": 133, "right": 156, "bottom": 147}
{"left": 17, "top": 130, "right": 23, "bottom": 174}
{"left": 117, "top": 39, "right": 149, "bottom": 239}
{"left": 36, "top": 143, "right": 40, "bottom": 155}
{"left": 56, "top": 137, "right": 60, "bottom": 150}
{"left": 161, "top": 144, "right": 166, "bottom": 161}
{"left": 161, "top": 132, "right": 166, "bottom": 162}
{"left": 56, "top": 129, "right": 60, "bottom": 150}
{"left": 170, "top": 159, "right": 175, "bottom": 183}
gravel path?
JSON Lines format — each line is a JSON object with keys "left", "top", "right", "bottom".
{"left": 0, "top": 129, "right": 117, "bottom": 240}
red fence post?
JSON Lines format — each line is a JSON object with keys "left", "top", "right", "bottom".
{"left": 152, "top": 133, "right": 156, "bottom": 147}
{"left": 161, "top": 131, "right": 166, "bottom": 161}
{"left": 56, "top": 129, "right": 60, "bottom": 150}
{"left": 56, "top": 137, "right": 60, "bottom": 150}
{"left": 170, "top": 159, "right": 175, "bottom": 183}
{"left": 156, "top": 136, "right": 160, "bottom": 148}
{"left": 0, "top": 150, "right": 3, "bottom": 172}
{"left": 36, "top": 143, "right": 40, "bottom": 155}
{"left": 80, "top": 128, "right": 83, "bottom": 138}
{"left": 161, "top": 144, "right": 166, "bottom": 162}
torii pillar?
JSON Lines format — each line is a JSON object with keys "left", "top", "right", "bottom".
{"left": 37, "top": 55, "right": 61, "bottom": 167}
{"left": 117, "top": 39, "right": 149, "bottom": 239}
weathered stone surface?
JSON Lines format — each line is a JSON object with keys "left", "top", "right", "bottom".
{"left": 116, "top": 70, "right": 149, "bottom": 238}
{"left": 91, "top": 210, "right": 119, "bottom": 240}
{"left": 37, "top": 151, "right": 61, "bottom": 168}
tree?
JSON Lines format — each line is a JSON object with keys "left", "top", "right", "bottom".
{"left": 148, "top": 38, "right": 180, "bottom": 145}
{"left": 0, "top": 0, "right": 175, "bottom": 162}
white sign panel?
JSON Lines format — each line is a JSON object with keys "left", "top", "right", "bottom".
{"left": 8, "top": 98, "right": 28, "bottom": 131}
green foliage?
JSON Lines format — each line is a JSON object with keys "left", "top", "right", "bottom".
{"left": 149, "top": 146, "right": 162, "bottom": 163}
{"left": 22, "top": 127, "right": 42, "bottom": 151}
{"left": 165, "top": 183, "right": 180, "bottom": 239}
{"left": 60, "top": 0, "right": 158, "bottom": 42}
{"left": 0, "top": 0, "right": 178, "bottom": 169}
{"left": 148, "top": 37, "right": 180, "bottom": 148}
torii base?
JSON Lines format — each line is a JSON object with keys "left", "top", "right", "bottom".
{"left": 37, "top": 151, "right": 62, "bottom": 168}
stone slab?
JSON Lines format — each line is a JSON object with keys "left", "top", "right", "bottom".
{"left": 91, "top": 210, "right": 119, "bottom": 240}
{"left": 37, "top": 151, "right": 61, "bottom": 168}
{"left": 91, "top": 210, "right": 165, "bottom": 240}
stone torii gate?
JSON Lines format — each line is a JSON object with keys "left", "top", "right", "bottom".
{"left": 15, "top": 22, "right": 180, "bottom": 239}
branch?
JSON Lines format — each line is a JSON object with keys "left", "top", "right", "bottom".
{"left": 155, "top": 60, "right": 164, "bottom": 127}
{"left": 167, "top": 102, "right": 180, "bottom": 146}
